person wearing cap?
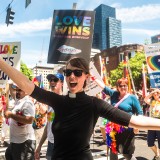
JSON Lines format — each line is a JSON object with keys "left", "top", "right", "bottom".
{"left": 35, "top": 73, "right": 64, "bottom": 160}
{"left": 4, "top": 83, "right": 36, "bottom": 160}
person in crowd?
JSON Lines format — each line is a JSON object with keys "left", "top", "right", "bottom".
{"left": 137, "top": 90, "right": 149, "bottom": 116}
{"left": 33, "top": 101, "right": 47, "bottom": 147}
{"left": 0, "top": 94, "right": 9, "bottom": 147}
{"left": 0, "top": 84, "right": 15, "bottom": 147}
{"left": 31, "top": 75, "right": 48, "bottom": 147}
{"left": 35, "top": 73, "right": 64, "bottom": 160}
{"left": 1, "top": 57, "right": 160, "bottom": 160}
{"left": 4, "top": 83, "right": 36, "bottom": 160}
{"left": 0, "top": 94, "right": 4, "bottom": 146}
{"left": 144, "top": 89, "right": 160, "bottom": 160}
{"left": 92, "top": 76, "right": 143, "bottom": 160}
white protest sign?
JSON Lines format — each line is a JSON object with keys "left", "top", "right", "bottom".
{"left": 0, "top": 42, "right": 21, "bottom": 85}
{"left": 85, "top": 61, "right": 104, "bottom": 96}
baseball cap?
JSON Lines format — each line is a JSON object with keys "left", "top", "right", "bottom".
{"left": 46, "top": 73, "right": 64, "bottom": 82}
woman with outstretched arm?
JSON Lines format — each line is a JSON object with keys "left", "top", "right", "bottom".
{"left": 0, "top": 56, "right": 160, "bottom": 160}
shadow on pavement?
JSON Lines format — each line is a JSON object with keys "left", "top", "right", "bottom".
{"left": 91, "top": 148, "right": 103, "bottom": 152}
{"left": 136, "top": 157, "right": 149, "bottom": 160}
{"left": 135, "top": 131, "right": 147, "bottom": 141}
{"left": 119, "top": 157, "right": 149, "bottom": 160}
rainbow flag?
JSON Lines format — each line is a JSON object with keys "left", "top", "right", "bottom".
{"left": 123, "top": 60, "right": 132, "bottom": 93}
{"left": 32, "top": 75, "right": 44, "bottom": 89}
{"left": 100, "top": 57, "right": 109, "bottom": 85}
{"left": 126, "top": 68, "right": 132, "bottom": 93}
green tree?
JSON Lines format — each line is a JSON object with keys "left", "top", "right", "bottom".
{"left": 109, "top": 51, "right": 148, "bottom": 90}
{"left": 20, "top": 61, "right": 33, "bottom": 80}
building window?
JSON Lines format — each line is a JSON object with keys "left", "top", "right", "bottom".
{"left": 119, "top": 53, "right": 124, "bottom": 62}
{"left": 106, "top": 57, "right": 109, "bottom": 64}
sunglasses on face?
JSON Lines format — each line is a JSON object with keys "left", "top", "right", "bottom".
{"left": 118, "top": 85, "right": 128, "bottom": 88}
{"left": 49, "top": 78, "right": 59, "bottom": 83}
{"left": 16, "top": 89, "right": 23, "bottom": 92}
{"left": 63, "top": 69, "right": 84, "bottom": 77}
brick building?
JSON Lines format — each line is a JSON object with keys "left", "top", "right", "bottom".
{"left": 92, "top": 44, "right": 144, "bottom": 76}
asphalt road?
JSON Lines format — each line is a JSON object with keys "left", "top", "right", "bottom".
{"left": 91, "top": 129, "right": 155, "bottom": 160}
{"left": 0, "top": 126, "right": 156, "bottom": 160}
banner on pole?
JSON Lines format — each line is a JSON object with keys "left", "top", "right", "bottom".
{"left": 47, "top": 10, "right": 95, "bottom": 64}
{"left": 144, "top": 43, "right": 160, "bottom": 88}
{"left": 0, "top": 42, "right": 21, "bottom": 85}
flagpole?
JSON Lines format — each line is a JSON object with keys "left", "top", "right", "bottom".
{"left": 142, "top": 63, "right": 147, "bottom": 98}
{"left": 126, "top": 56, "right": 137, "bottom": 96}
{"left": 99, "top": 56, "right": 103, "bottom": 79}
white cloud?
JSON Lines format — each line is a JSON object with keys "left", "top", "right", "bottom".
{"left": 117, "top": 4, "right": 160, "bottom": 23}
{"left": 0, "top": 18, "right": 52, "bottom": 38}
{"left": 77, "top": 0, "right": 107, "bottom": 10}
{"left": 122, "top": 28, "right": 160, "bottom": 36}
{"left": 110, "top": 3, "right": 122, "bottom": 9}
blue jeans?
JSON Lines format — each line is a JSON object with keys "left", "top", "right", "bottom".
{"left": 46, "top": 141, "right": 54, "bottom": 160}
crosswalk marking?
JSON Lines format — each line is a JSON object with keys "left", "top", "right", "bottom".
{"left": 0, "top": 143, "right": 124, "bottom": 160}
{"left": 93, "top": 150, "right": 124, "bottom": 160}
{"left": 0, "top": 135, "right": 124, "bottom": 160}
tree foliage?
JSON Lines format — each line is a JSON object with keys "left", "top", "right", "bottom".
{"left": 20, "top": 62, "right": 33, "bottom": 80}
{"left": 109, "top": 51, "right": 148, "bottom": 90}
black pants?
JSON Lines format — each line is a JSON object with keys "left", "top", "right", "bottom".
{"left": 5, "top": 140, "right": 36, "bottom": 160}
{"left": 110, "top": 129, "right": 136, "bottom": 160}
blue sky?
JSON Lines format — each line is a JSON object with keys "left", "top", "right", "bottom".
{"left": 0, "top": 0, "right": 160, "bottom": 68}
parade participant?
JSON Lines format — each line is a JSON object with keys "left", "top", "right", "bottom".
{"left": 35, "top": 73, "right": 64, "bottom": 160}
{"left": 0, "top": 94, "right": 9, "bottom": 147}
{"left": 4, "top": 83, "right": 35, "bottom": 160}
{"left": 1, "top": 57, "right": 160, "bottom": 160}
{"left": 144, "top": 89, "right": 160, "bottom": 160}
{"left": 92, "top": 77, "right": 143, "bottom": 160}
{"left": 33, "top": 101, "right": 47, "bottom": 147}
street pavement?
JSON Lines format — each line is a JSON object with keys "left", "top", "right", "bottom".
{"left": 0, "top": 126, "right": 156, "bottom": 160}
{"left": 91, "top": 129, "right": 155, "bottom": 160}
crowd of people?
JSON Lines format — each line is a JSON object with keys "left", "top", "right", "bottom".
{"left": 0, "top": 56, "right": 160, "bottom": 160}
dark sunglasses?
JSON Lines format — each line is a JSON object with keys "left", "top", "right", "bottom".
{"left": 16, "top": 89, "right": 23, "bottom": 92}
{"left": 63, "top": 69, "right": 84, "bottom": 77}
{"left": 49, "top": 78, "right": 59, "bottom": 82}
{"left": 118, "top": 85, "right": 128, "bottom": 88}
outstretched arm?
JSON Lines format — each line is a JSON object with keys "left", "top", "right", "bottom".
{"left": 0, "top": 57, "right": 35, "bottom": 95}
{"left": 129, "top": 115, "right": 160, "bottom": 130}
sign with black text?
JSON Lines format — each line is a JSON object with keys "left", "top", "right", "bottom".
{"left": 48, "top": 10, "right": 95, "bottom": 64}
{"left": 0, "top": 42, "right": 21, "bottom": 84}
